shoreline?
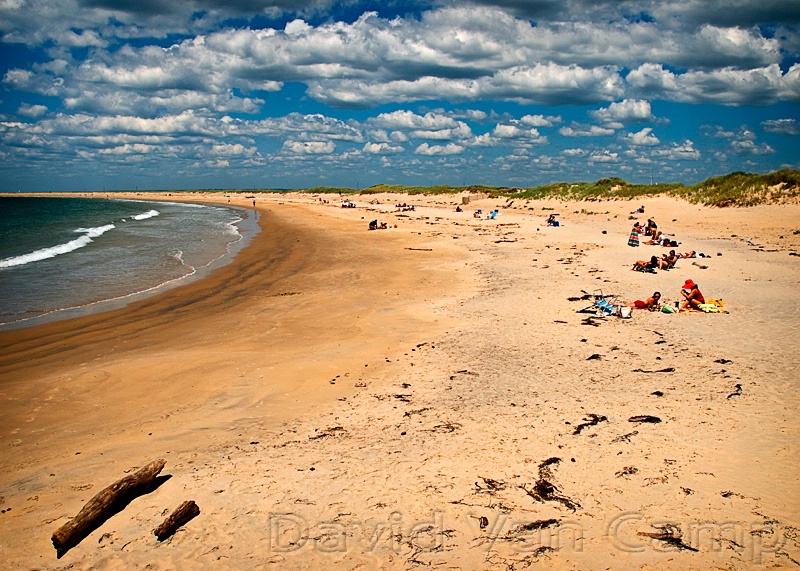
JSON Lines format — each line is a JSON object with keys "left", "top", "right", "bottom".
{"left": 1, "top": 192, "right": 798, "bottom": 569}
{"left": 0, "top": 195, "right": 259, "bottom": 331}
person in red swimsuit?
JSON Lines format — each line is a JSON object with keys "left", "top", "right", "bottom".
{"left": 679, "top": 279, "right": 704, "bottom": 311}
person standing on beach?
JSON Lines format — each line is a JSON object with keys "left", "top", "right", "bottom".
{"left": 679, "top": 279, "right": 704, "bottom": 311}
{"left": 628, "top": 222, "right": 640, "bottom": 247}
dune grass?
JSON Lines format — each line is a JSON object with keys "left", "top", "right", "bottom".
{"left": 224, "top": 168, "right": 800, "bottom": 207}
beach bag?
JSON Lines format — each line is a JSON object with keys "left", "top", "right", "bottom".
{"left": 661, "top": 305, "right": 675, "bottom": 313}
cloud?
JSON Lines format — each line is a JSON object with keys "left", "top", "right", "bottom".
{"left": 652, "top": 140, "right": 701, "bottom": 160}
{"left": 625, "top": 127, "right": 660, "bottom": 146}
{"left": 363, "top": 141, "right": 404, "bottom": 154}
{"left": 17, "top": 103, "right": 48, "bottom": 118}
{"left": 626, "top": 63, "right": 798, "bottom": 105}
{"left": 730, "top": 139, "right": 775, "bottom": 155}
{"left": 589, "top": 150, "right": 621, "bottom": 163}
{"left": 590, "top": 99, "right": 655, "bottom": 126}
{"left": 559, "top": 123, "right": 615, "bottom": 137}
{"left": 4, "top": 3, "right": 795, "bottom": 116}
{"left": 762, "top": 118, "right": 800, "bottom": 135}
{"left": 520, "top": 114, "right": 561, "bottom": 127}
{"left": 281, "top": 140, "right": 335, "bottom": 154}
{"left": 415, "top": 142, "right": 464, "bottom": 155}
{"left": 492, "top": 121, "right": 548, "bottom": 144}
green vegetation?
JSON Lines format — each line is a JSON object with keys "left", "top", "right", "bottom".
{"left": 678, "top": 169, "right": 800, "bottom": 206}
{"left": 224, "top": 168, "right": 800, "bottom": 207}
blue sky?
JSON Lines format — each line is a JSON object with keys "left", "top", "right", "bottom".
{"left": 1, "top": 0, "right": 798, "bottom": 191}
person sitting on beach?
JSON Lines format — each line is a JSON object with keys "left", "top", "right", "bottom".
{"left": 369, "top": 219, "right": 378, "bottom": 230}
{"left": 679, "top": 279, "right": 705, "bottom": 311}
{"left": 626, "top": 291, "right": 661, "bottom": 310}
{"left": 643, "top": 231, "right": 663, "bottom": 245}
{"left": 645, "top": 218, "right": 657, "bottom": 236}
{"left": 662, "top": 250, "right": 679, "bottom": 269}
{"left": 546, "top": 214, "right": 559, "bottom": 226}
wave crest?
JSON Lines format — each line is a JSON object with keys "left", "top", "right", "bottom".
{"left": 0, "top": 224, "right": 115, "bottom": 269}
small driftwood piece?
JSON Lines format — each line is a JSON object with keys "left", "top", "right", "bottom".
{"left": 51, "top": 459, "right": 167, "bottom": 558}
{"left": 154, "top": 500, "right": 200, "bottom": 541}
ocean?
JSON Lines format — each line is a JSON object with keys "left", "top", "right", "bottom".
{"left": 0, "top": 196, "right": 257, "bottom": 329}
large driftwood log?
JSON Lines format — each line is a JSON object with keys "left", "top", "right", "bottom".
{"left": 154, "top": 500, "right": 200, "bottom": 541}
{"left": 51, "top": 459, "right": 167, "bottom": 558}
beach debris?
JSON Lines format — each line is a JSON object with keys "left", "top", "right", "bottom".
{"left": 615, "top": 466, "right": 638, "bottom": 478}
{"left": 154, "top": 500, "right": 200, "bottom": 542}
{"left": 727, "top": 384, "right": 743, "bottom": 399}
{"left": 475, "top": 477, "right": 506, "bottom": 494}
{"left": 573, "top": 413, "right": 607, "bottom": 435}
{"left": 581, "top": 316, "right": 603, "bottom": 327}
{"left": 628, "top": 415, "right": 662, "bottom": 424}
{"left": 586, "top": 353, "right": 602, "bottom": 360}
{"left": 520, "top": 457, "right": 581, "bottom": 512}
{"left": 403, "top": 407, "right": 430, "bottom": 417}
{"left": 429, "top": 421, "right": 461, "bottom": 433}
{"left": 651, "top": 391, "right": 665, "bottom": 397}
{"left": 611, "top": 430, "right": 639, "bottom": 443}
{"left": 509, "top": 518, "right": 560, "bottom": 534}
{"left": 309, "top": 426, "right": 345, "bottom": 440}
{"left": 692, "top": 261, "right": 709, "bottom": 269}
{"left": 632, "top": 367, "right": 675, "bottom": 373}
{"left": 715, "top": 358, "right": 733, "bottom": 364}
{"left": 405, "top": 247, "right": 433, "bottom": 251}
{"left": 637, "top": 524, "right": 698, "bottom": 552}
{"left": 470, "top": 514, "right": 491, "bottom": 529}
{"left": 51, "top": 459, "right": 168, "bottom": 558}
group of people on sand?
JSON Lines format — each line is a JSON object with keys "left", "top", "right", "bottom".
{"left": 625, "top": 206, "right": 712, "bottom": 313}
{"left": 626, "top": 279, "right": 705, "bottom": 313}
{"left": 630, "top": 218, "right": 681, "bottom": 247}
{"left": 368, "top": 219, "right": 390, "bottom": 230}
{"left": 632, "top": 248, "right": 696, "bottom": 273}
{"left": 630, "top": 216, "right": 699, "bottom": 273}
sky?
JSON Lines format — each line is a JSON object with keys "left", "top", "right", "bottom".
{"left": 1, "top": 0, "right": 799, "bottom": 192}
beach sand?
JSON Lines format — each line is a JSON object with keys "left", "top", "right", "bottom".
{"left": 0, "top": 192, "right": 798, "bottom": 569}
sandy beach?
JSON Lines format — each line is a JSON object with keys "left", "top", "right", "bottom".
{"left": 1, "top": 192, "right": 798, "bottom": 569}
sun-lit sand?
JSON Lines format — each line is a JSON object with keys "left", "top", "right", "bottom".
{"left": 1, "top": 191, "right": 798, "bottom": 569}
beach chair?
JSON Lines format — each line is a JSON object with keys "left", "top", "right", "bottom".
{"left": 577, "top": 290, "right": 628, "bottom": 318}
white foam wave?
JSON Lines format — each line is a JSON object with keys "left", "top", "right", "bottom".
{"left": 0, "top": 224, "right": 115, "bottom": 269}
{"left": 132, "top": 209, "right": 159, "bottom": 221}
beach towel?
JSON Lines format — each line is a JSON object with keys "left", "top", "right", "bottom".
{"left": 628, "top": 231, "right": 639, "bottom": 247}
{"left": 699, "top": 298, "right": 728, "bottom": 313}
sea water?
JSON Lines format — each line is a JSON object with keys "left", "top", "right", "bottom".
{"left": 0, "top": 196, "right": 256, "bottom": 329}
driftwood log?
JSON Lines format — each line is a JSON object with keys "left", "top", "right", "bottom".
{"left": 51, "top": 459, "right": 167, "bottom": 558}
{"left": 154, "top": 500, "right": 200, "bottom": 541}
